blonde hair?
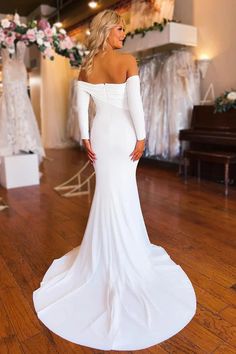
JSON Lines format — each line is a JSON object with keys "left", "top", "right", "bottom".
{"left": 81, "top": 9, "right": 125, "bottom": 75}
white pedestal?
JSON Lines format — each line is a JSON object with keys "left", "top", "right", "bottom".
{"left": 0, "top": 154, "right": 39, "bottom": 189}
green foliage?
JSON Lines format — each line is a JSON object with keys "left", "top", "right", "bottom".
{"left": 124, "top": 19, "right": 169, "bottom": 43}
{"left": 214, "top": 90, "right": 236, "bottom": 113}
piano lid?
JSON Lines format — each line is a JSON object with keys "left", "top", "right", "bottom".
{"left": 191, "top": 105, "right": 236, "bottom": 131}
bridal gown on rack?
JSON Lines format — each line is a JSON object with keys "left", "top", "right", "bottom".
{"left": 33, "top": 75, "right": 196, "bottom": 350}
{"left": 0, "top": 42, "right": 45, "bottom": 160}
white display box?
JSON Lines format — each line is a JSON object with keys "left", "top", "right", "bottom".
{"left": 0, "top": 153, "right": 39, "bottom": 189}
{"left": 122, "top": 22, "right": 197, "bottom": 53}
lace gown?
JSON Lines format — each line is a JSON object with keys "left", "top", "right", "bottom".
{"left": 33, "top": 75, "right": 196, "bottom": 350}
{"left": 0, "top": 42, "right": 45, "bottom": 160}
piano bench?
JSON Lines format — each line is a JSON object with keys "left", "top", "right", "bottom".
{"left": 183, "top": 150, "right": 236, "bottom": 196}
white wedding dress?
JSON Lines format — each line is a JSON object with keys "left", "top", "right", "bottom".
{"left": 33, "top": 75, "right": 196, "bottom": 350}
{"left": 0, "top": 42, "right": 45, "bottom": 161}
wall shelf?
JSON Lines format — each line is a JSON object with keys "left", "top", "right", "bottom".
{"left": 121, "top": 22, "right": 197, "bottom": 54}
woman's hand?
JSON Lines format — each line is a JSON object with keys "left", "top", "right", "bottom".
{"left": 82, "top": 139, "right": 96, "bottom": 163}
{"left": 130, "top": 139, "right": 145, "bottom": 161}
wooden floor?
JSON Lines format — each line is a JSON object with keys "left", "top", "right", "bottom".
{"left": 0, "top": 148, "right": 235, "bottom": 354}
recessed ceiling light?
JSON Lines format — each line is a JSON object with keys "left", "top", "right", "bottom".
{"left": 88, "top": 1, "right": 98, "bottom": 9}
{"left": 86, "top": 29, "right": 91, "bottom": 35}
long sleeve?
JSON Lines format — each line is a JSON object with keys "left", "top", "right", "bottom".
{"left": 126, "top": 75, "right": 146, "bottom": 140}
{"left": 77, "top": 83, "right": 90, "bottom": 139}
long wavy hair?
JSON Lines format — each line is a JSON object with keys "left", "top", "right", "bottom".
{"left": 81, "top": 10, "right": 125, "bottom": 75}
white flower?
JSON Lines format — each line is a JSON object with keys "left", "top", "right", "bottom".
{"left": 1, "top": 19, "right": 11, "bottom": 28}
{"left": 59, "top": 28, "right": 66, "bottom": 35}
{"left": 77, "top": 42, "right": 85, "bottom": 50}
{"left": 44, "top": 41, "right": 51, "bottom": 48}
{"left": 13, "top": 13, "right": 21, "bottom": 25}
{"left": 37, "top": 30, "right": 45, "bottom": 39}
{"left": 227, "top": 91, "right": 236, "bottom": 101}
{"left": 36, "top": 37, "right": 43, "bottom": 46}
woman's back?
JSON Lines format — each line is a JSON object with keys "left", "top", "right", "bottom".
{"left": 79, "top": 51, "right": 134, "bottom": 84}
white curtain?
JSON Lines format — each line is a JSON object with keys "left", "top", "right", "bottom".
{"left": 139, "top": 50, "right": 200, "bottom": 161}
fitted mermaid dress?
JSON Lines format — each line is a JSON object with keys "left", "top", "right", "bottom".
{"left": 33, "top": 75, "right": 196, "bottom": 350}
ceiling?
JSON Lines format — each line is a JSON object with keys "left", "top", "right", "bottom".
{"left": 0, "top": 0, "right": 121, "bottom": 28}
{"left": 0, "top": 0, "right": 57, "bottom": 16}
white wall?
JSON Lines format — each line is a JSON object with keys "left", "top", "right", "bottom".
{"left": 174, "top": 0, "right": 236, "bottom": 97}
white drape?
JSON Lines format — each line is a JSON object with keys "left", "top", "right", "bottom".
{"left": 139, "top": 50, "right": 200, "bottom": 160}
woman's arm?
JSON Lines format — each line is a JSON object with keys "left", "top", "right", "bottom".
{"left": 77, "top": 84, "right": 96, "bottom": 163}
{"left": 125, "top": 55, "right": 146, "bottom": 161}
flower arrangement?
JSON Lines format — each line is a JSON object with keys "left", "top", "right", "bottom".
{"left": 0, "top": 14, "right": 85, "bottom": 66}
{"left": 214, "top": 90, "right": 236, "bottom": 113}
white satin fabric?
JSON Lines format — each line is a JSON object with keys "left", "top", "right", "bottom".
{"left": 0, "top": 42, "right": 45, "bottom": 161}
{"left": 33, "top": 75, "right": 196, "bottom": 350}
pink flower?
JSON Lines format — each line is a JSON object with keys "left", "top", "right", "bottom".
{"left": 0, "top": 30, "right": 5, "bottom": 42}
{"left": 9, "top": 21, "right": 16, "bottom": 30}
{"left": 5, "top": 35, "right": 15, "bottom": 46}
{"left": 58, "top": 33, "right": 65, "bottom": 40}
{"left": 44, "top": 47, "right": 54, "bottom": 58}
{"left": 44, "top": 27, "right": 53, "bottom": 37}
{"left": 64, "top": 36, "right": 73, "bottom": 49}
{"left": 60, "top": 37, "right": 73, "bottom": 50}
{"left": 38, "top": 19, "right": 50, "bottom": 31}
{"left": 26, "top": 29, "right": 36, "bottom": 42}
{"left": 59, "top": 40, "right": 66, "bottom": 50}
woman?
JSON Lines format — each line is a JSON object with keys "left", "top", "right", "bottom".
{"left": 33, "top": 10, "right": 196, "bottom": 350}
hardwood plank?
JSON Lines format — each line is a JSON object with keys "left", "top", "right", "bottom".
{"left": 159, "top": 332, "right": 205, "bottom": 353}
{"left": 0, "top": 299, "right": 15, "bottom": 340}
{"left": 0, "top": 336, "right": 24, "bottom": 354}
{"left": 21, "top": 332, "right": 59, "bottom": 354}
{"left": 0, "top": 256, "right": 15, "bottom": 290}
{"left": 213, "top": 342, "right": 236, "bottom": 354}
{"left": 195, "top": 304, "right": 236, "bottom": 346}
{"left": 178, "top": 320, "right": 221, "bottom": 353}
{"left": 219, "top": 306, "right": 236, "bottom": 326}
{"left": 0, "top": 286, "right": 40, "bottom": 342}
{"left": 0, "top": 237, "right": 38, "bottom": 299}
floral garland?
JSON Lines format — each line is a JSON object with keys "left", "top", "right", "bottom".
{"left": 0, "top": 14, "right": 85, "bottom": 66}
{"left": 124, "top": 18, "right": 169, "bottom": 42}
{"left": 215, "top": 90, "right": 236, "bottom": 113}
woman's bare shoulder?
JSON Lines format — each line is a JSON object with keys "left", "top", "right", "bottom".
{"left": 116, "top": 51, "right": 136, "bottom": 62}
{"left": 117, "top": 52, "right": 138, "bottom": 75}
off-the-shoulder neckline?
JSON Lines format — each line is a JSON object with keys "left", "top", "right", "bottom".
{"left": 77, "top": 75, "right": 139, "bottom": 86}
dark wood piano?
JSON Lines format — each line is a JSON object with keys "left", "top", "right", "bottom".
{"left": 179, "top": 105, "right": 236, "bottom": 184}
